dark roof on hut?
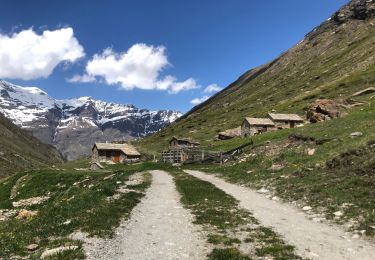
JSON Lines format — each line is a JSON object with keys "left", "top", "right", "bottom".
{"left": 169, "top": 136, "right": 200, "bottom": 145}
{"left": 93, "top": 143, "right": 141, "bottom": 156}
{"left": 267, "top": 113, "right": 304, "bottom": 122}
{"left": 244, "top": 117, "right": 275, "bottom": 126}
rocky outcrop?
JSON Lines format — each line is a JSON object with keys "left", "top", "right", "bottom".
{"left": 332, "top": 0, "right": 375, "bottom": 24}
{"left": 306, "top": 99, "right": 348, "bottom": 123}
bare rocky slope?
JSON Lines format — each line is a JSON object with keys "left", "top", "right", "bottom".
{"left": 0, "top": 113, "right": 63, "bottom": 179}
{"left": 0, "top": 80, "right": 181, "bottom": 160}
{"left": 138, "top": 0, "right": 375, "bottom": 153}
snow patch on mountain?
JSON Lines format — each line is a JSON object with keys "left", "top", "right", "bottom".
{"left": 0, "top": 80, "right": 182, "bottom": 160}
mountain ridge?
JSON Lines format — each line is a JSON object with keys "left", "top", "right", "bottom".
{"left": 0, "top": 112, "right": 63, "bottom": 179}
{"left": 138, "top": 0, "right": 375, "bottom": 153}
{"left": 0, "top": 80, "right": 182, "bottom": 160}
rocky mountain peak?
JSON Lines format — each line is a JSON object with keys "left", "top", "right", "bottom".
{"left": 0, "top": 80, "right": 182, "bottom": 160}
{"left": 332, "top": 0, "right": 375, "bottom": 24}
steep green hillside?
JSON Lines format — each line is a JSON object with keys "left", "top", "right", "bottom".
{"left": 0, "top": 113, "right": 63, "bottom": 179}
{"left": 138, "top": 0, "right": 375, "bottom": 154}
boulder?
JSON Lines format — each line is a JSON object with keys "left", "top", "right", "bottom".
{"left": 350, "top": 132, "right": 363, "bottom": 137}
{"left": 268, "top": 164, "right": 285, "bottom": 171}
{"left": 307, "top": 99, "right": 347, "bottom": 123}
{"left": 307, "top": 148, "right": 316, "bottom": 156}
{"left": 26, "top": 244, "right": 39, "bottom": 251}
{"left": 17, "top": 209, "right": 37, "bottom": 219}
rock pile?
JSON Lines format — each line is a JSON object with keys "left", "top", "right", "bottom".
{"left": 306, "top": 99, "right": 348, "bottom": 123}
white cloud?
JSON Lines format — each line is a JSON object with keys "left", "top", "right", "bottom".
{"left": 0, "top": 27, "right": 84, "bottom": 80}
{"left": 204, "top": 84, "right": 222, "bottom": 93}
{"left": 190, "top": 95, "right": 209, "bottom": 105}
{"left": 67, "top": 74, "right": 95, "bottom": 83}
{"left": 70, "top": 43, "right": 199, "bottom": 94}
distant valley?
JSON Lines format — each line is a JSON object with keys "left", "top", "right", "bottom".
{"left": 0, "top": 80, "right": 181, "bottom": 160}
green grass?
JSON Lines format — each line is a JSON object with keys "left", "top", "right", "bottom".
{"left": 208, "top": 248, "right": 252, "bottom": 260}
{"left": 172, "top": 169, "right": 301, "bottom": 259}
{"left": 0, "top": 162, "right": 154, "bottom": 259}
{"left": 183, "top": 101, "right": 375, "bottom": 236}
{"left": 0, "top": 114, "right": 63, "bottom": 180}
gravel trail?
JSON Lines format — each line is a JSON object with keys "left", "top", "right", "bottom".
{"left": 82, "top": 170, "right": 209, "bottom": 260}
{"left": 185, "top": 170, "right": 375, "bottom": 260}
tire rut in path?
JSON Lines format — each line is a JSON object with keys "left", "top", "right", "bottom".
{"left": 185, "top": 170, "right": 375, "bottom": 260}
{"left": 85, "top": 170, "right": 209, "bottom": 260}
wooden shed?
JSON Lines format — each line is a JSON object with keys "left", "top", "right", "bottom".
{"left": 241, "top": 117, "right": 275, "bottom": 137}
{"left": 92, "top": 143, "right": 141, "bottom": 164}
{"left": 218, "top": 126, "right": 242, "bottom": 140}
{"left": 267, "top": 113, "right": 304, "bottom": 129}
{"left": 169, "top": 137, "right": 200, "bottom": 149}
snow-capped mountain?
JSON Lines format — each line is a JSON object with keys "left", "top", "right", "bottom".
{"left": 0, "top": 80, "right": 181, "bottom": 160}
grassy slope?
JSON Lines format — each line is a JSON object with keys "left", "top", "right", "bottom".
{"left": 185, "top": 100, "right": 375, "bottom": 236}
{"left": 0, "top": 113, "right": 63, "bottom": 179}
{"left": 134, "top": 1, "right": 375, "bottom": 238}
{"left": 0, "top": 162, "right": 154, "bottom": 259}
{"left": 136, "top": 4, "right": 375, "bottom": 154}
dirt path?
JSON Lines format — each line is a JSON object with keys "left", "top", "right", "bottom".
{"left": 82, "top": 170, "right": 209, "bottom": 260}
{"left": 185, "top": 170, "right": 375, "bottom": 260}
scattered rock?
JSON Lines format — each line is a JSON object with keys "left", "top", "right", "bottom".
{"left": 26, "top": 244, "right": 39, "bottom": 251}
{"left": 268, "top": 164, "right": 285, "bottom": 171}
{"left": 63, "top": 220, "right": 72, "bottom": 225}
{"left": 350, "top": 132, "right": 363, "bottom": 137}
{"left": 41, "top": 246, "right": 79, "bottom": 259}
{"left": 12, "top": 196, "right": 49, "bottom": 207}
{"left": 333, "top": 211, "right": 343, "bottom": 217}
{"left": 352, "top": 87, "right": 375, "bottom": 97}
{"left": 125, "top": 172, "right": 144, "bottom": 186}
{"left": 90, "top": 162, "right": 104, "bottom": 170}
{"left": 0, "top": 209, "right": 17, "bottom": 221}
{"left": 257, "top": 187, "right": 270, "bottom": 194}
{"left": 307, "top": 148, "right": 316, "bottom": 155}
{"left": 103, "top": 174, "right": 116, "bottom": 180}
{"left": 17, "top": 209, "right": 37, "bottom": 219}
{"left": 302, "top": 206, "right": 312, "bottom": 211}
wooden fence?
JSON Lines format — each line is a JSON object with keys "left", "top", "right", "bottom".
{"left": 161, "top": 140, "right": 254, "bottom": 164}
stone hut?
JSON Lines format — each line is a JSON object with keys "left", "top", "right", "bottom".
{"left": 92, "top": 143, "right": 141, "bottom": 164}
{"left": 267, "top": 113, "right": 304, "bottom": 129}
{"left": 241, "top": 117, "right": 275, "bottom": 137}
{"left": 169, "top": 137, "right": 200, "bottom": 149}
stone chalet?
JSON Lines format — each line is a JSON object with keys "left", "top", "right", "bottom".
{"left": 92, "top": 143, "right": 141, "bottom": 164}
{"left": 241, "top": 117, "right": 275, "bottom": 137}
{"left": 267, "top": 113, "right": 304, "bottom": 129}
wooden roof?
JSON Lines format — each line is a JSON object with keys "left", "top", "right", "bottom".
{"left": 268, "top": 113, "right": 304, "bottom": 122}
{"left": 244, "top": 117, "right": 275, "bottom": 126}
{"left": 93, "top": 143, "right": 141, "bottom": 156}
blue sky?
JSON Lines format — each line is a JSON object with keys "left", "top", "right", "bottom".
{"left": 0, "top": 0, "right": 348, "bottom": 112}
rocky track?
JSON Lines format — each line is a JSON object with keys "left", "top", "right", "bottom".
{"left": 80, "top": 170, "right": 209, "bottom": 260}
{"left": 185, "top": 170, "right": 375, "bottom": 260}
